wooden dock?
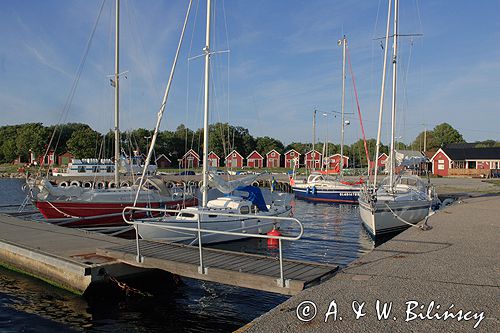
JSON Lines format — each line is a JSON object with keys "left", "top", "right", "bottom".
{"left": 98, "top": 240, "right": 338, "bottom": 295}
{"left": 0, "top": 213, "right": 148, "bottom": 294}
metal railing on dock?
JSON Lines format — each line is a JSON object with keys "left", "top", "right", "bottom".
{"left": 122, "top": 206, "right": 304, "bottom": 289}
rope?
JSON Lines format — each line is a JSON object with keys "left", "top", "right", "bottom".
{"left": 103, "top": 270, "right": 152, "bottom": 297}
{"left": 384, "top": 202, "right": 433, "bottom": 231}
{"left": 346, "top": 46, "right": 371, "bottom": 173}
{"left": 46, "top": 200, "right": 80, "bottom": 219}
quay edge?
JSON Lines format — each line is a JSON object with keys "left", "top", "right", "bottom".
{"left": 0, "top": 213, "right": 151, "bottom": 295}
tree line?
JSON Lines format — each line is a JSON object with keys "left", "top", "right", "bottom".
{"left": 1, "top": 122, "right": 498, "bottom": 167}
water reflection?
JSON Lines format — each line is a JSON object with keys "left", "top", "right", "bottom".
{"left": 1, "top": 179, "right": 374, "bottom": 332}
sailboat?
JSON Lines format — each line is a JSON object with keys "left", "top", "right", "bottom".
{"left": 292, "top": 36, "right": 364, "bottom": 204}
{"left": 128, "top": 0, "right": 292, "bottom": 244}
{"left": 27, "top": 0, "right": 197, "bottom": 231}
{"left": 358, "top": 0, "right": 434, "bottom": 237}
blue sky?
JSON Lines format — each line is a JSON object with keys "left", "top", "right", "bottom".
{"left": 1, "top": 0, "right": 499, "bottom": 146}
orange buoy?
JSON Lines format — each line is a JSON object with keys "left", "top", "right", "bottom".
{"left": 267, "top": 228, "right": 282, "bottom": 248}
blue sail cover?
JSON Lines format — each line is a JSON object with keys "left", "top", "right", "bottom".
{"left": 234, "top": 185, "right": 269, "bottom": 212}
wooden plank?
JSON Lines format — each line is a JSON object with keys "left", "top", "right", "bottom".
{"left": 97, "top": 240, "right": 339, "bottom": 295}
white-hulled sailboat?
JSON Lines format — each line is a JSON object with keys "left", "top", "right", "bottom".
{"left": 124, "top": 0, "right": 292, "bottom": 244}
{"left": 27, "top": 0, "right": 197, "bottom": 231}
{"left": 359, "top": 0, "right": 435, "bottom": 237}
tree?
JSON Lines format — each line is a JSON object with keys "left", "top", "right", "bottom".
{"left": 0, "top": 125, "right": 21, "bottom": 162}
{"left": 66, "top": 127, "right": 102, "bottom": 158}
{"left": 430, "top": 123, "right": 464, "bottom": 149}
{"left": 16, "top": 123, "right": 49, "bottom": 160}
{"left": 255, "top": 136, "right": 284, "bottom": 154}
{"left": 411, "top": 131, "right": 434, "bottom": 151}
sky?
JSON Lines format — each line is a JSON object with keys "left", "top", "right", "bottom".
{"left": 0, "top": 0, "right": 499, "bottom": 147}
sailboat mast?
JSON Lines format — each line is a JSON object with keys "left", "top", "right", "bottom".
{"left": 312, "top": 109, "right": 316, "bottom": 170}
{"left": 372, "top": 0, "right": 392, "bottom": 188}
{"left": 202, "top": 0, "right": 212, "bottom": 207}
{"left": 339, "top": 36, "right": 347, "bottom": 177}
{"left": 114, "top": 0, "right": 120, "bottom": 188}
{"left": 389, "top": 0, "right": 399, "bottom": 189}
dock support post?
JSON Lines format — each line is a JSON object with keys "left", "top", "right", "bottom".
{"left": 277, "top": 238, "right": 285, "bottom": 287}
{"left": 197, "top": 214, "right": 206, "bottom": 274}
{"left": 134, "top": 224, "right": 143, "bottom": 263}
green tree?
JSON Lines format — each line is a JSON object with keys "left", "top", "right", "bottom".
{"left": 432, "top": 123, "right": 465, "bottom": 149}
{"left": 0, "top": 125, "right": 21, "bottom": 162}
{"left": 255, "top": 136, "right": 284, "bottom": 154}
{"left": 66, "top": 127, "right": 102, "bottom": 158}
{"left": 16, "top": 123, "right": 49, "bottom": 160}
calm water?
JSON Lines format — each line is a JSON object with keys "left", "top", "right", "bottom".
{"left": 0, "top": 178, "right": 374, "bottom": 332}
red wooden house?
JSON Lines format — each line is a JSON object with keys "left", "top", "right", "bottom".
{"left": 38, "top": 149, "right": 56, "bottom": 166}
{"left": 284, "top": 149, "right": 301, "bottom": 168}
{"left": 304, "top": 150, "right": 322, "bottom": 169}
{"left": 430, "top": 145, "right": 500, "bottom": 177}
{"left": 58, "top": 152, "right": 74, "bottom": 166}
{"left": 225, "top": 150, "right": 244, "bottom": 168}
{"left": 369, "top": 153, "right": 388, "bottom": 170}
{"left": 155, "top": 154, "right": 172, "bottom": 168}
{"left": 324, "top": 153, "right": 349, "bottom": 170}
{"left": 180, "top": 149, "right": 200, "bottom": 168}
{"left": 246, "top": 150, "right": 264, "bottom": 168}
{"left": 266, "top": 149, "right": 281, "bottom": 168}
{"left": 207, "top": 151, "right": 220, "bottom": 167}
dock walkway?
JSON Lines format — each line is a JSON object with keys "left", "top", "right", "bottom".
{"left": 0, "top": 213, "right": 337, "bottom": 295}
{"left": 240, "top": 194, "right": 500, "bottom": 332}
{"left": 0, "top": 214, "right": 146, "bottom": 294}
{"left": 98, "top": 240, "right": 337, "bottom": 295}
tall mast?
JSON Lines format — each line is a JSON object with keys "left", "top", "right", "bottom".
{"left": 389, "top": 0, "right": 399, "bottom": 189}
{"left": 339, "top": 36, "right": 347, "bottom": 177}
{"left": 201, "top": 0, "right": 212, "bottom": 207}
{"left": 372, "top": 0, "right": 392, "bottom": 188}
{"left": 312, "top": 109, "right": 316, "bottom": 170}
{"left": 114, "top": 0, "right": 120, "bottom": 187}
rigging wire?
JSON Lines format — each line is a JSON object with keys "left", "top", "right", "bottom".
{"left": 40, "top": 0, "right": 106, "bottom": 176}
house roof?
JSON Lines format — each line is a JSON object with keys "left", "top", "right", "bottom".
{"left": 304, "top": 150, "right": 322, "bottom": 157}
{"left": 442, "top": 147, "right": 500, "bottom": 160}
{"left": 266, "top": 149, "right": 281, "bottom": 157}
{"left": 155, "top": 154, "right": 171, "bottom": 163}
{"left": 182, "top": 149, "right": 200, "bottom": 159}
{"left": 208, "top": 151, "right": 220, "bottom": 159}
{"left": 327, "top": 153, "right": 349, "bottom": 160}
{"left": 225, "top": 149, "right": 243, "bottom": 159}
{"left": 247, "top": 150, "right": 264, "bottom": 159}
{"left": 284, "top": 149, "right": 301, "bottom": 156}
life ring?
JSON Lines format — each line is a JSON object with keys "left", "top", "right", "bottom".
{"left": 83, "top": 181, "right": 93, "bottom": 188}
{"left": 108, "top": 181, "right": 117, "bottom": 188}
{"left": 58, "top": 181, "right": 69, "bottom": 188}
{"left": 120, "top": 181, "right": 130, "bottom": 187}
{"left": 96, "top": 181, "right": 106, "bottom": 189}
{"left": 70, "top": 180, "right": 81, "bottom": 187}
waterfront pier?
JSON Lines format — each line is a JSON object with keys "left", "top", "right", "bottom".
{"left": 239, "top": 194, "right": 500, "bottom": 332}
{"left": 0, "top": 213, "right": 337, "bottom": 295}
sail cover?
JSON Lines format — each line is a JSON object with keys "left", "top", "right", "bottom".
{"left": 207, "top": 171, "right": 259, "bottom": 194}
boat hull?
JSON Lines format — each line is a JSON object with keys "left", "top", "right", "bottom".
{"left": 137, "top": 209, "right": 290, "bottom": 244}
{"left": 34, "top": 197, "right": 198, "bottom": 228}
{"left": 292, "top": 186, "right": 360, "bottom": 204}
{"left": 359, "top": 198, "right": 431, "bottom": 237}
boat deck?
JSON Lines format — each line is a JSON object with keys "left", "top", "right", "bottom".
{"left": 98, "top": 240, "right": 338, "bottom": 295}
